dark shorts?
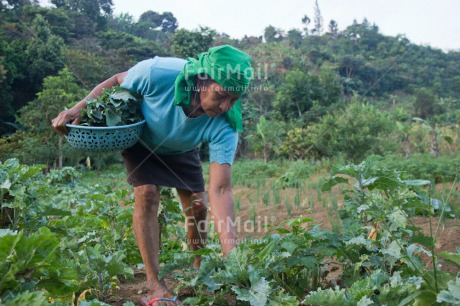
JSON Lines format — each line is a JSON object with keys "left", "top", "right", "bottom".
{"left": 121, "top": 143, "right": 205, "bottom": 192}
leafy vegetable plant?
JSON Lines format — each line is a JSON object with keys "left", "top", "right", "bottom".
{"left": 81, "top": 85, "right": 143, "bottom": 127}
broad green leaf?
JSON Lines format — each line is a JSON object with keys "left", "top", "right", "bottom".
{"left": 225, "top": 248, "right": 250, "bottom": 283}
{"left": 357, "top": 296, "right": 373, "bottom": 306}
{"left": 361, "top": 177, "right": 378, "bottom": 187}
{"left": 437, "top": 277, "right": 460, "bottom": 304}
{"left": 109, "top": 96, "right": 124, "bottom": 107}
{"left": 40, "top": 206, "right": 72, "bottom": 216}
{"left": 37, "top": 278, "right": 79, "bottom": 296}
{"left": 381, "top": 240, "right": 402, "bottom": 259}
{"left": 1, "top": 290, "right": 48, "bottom": 306}
{"left": 388, "top": 208, "right": 407, "bottom": 230}
{"left": 0, "top": 231, "right": 22, "bottom": 291}
{"left": 275, "top": 228, "right": 291, "bottom": 234}
{"left": 347, "top": 278, "right": 374, "bottom": 301}
{"left": 205, "top": 269, "right": 228, "bottom": 291}
{"left": 406, "top": 243, "right": 432, "bottom": 257}
{"left": 106, "top": 252, "right": 132, "bottom": 277}
{"left": 92, "top": 109, "right": 104, "bottom": 120}
{"left": 369, "top": 176, "right": 401, "bottom": 191}
{"left": 403, "top": 180, "right": 431, "bottom": 186}
{"left": 321, "top": 176, "right": 349, "bottom": 192}
{"left": 286, "top": 217, "right": 313, "bottom": 226}
{"left": 287, "top": 255, "right": 317, "bottom": 269}
{"left": 257, "top": 240, "right": 277, "bottom": 260}
{"left": 106, "top": 107, "right": 122, "bottom": 126}
{"left": 413, "top": 290, "right": 438, "bottom": 306}
{"left": 110, "top": 88, "right": 139, "bottom": 102}
{"left": 232, "top": 276, "right": 271, "bottom": 306}
{"left": 439, "top": 251, "right": 460, "bottom": 268}
{"left": 303, "top": 286, "right": 353, "bottom": 306}
{"left": 409, "top": 234, "right": 434, "bottom": 249}
{"left": 268, "top": 289, "right": 298, "bottom": 305}
{"left": 345, "top": 235, "right": 367, "bottom": 246}
{"left": 0, "top": 175, "right": 11, "bottom": 190}
{"left": 281, "top": 241, "right": 298, "bottom": 253}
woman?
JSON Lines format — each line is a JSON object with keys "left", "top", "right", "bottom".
{"left": 52, "top": 45, "right": 253, "bottom": 305}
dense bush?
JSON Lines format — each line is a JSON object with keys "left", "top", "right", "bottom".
{"left": 279, "top": 101, "right": 397, "bottom": 161}
{"left": 231, "top": 159, "right": 283, "bottom": 184}
{"left": 377, "top": 154, "right": 460, "bottom": 183}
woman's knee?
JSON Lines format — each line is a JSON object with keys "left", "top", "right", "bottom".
{"left": 134, "top": 185, "right": 160, "bottom": 210}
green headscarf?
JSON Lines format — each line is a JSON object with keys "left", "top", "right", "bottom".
{"left": 174, "top": 45, "right": 253, "bottom": 132}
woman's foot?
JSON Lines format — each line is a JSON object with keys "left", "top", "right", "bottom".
{"left": 141, "top": 282, "right": 180, "bottom": 306}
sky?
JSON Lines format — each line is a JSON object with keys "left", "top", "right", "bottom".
{"left": 110, "top": 0, "right": 460, "bottom": 51}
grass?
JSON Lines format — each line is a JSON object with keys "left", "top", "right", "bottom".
{"left": 79, "top": 163, "right": 132, "bottom": 191}
{"left": 234, "top": 194, "right": 242, "bottom": 211}
{"left": 272, "top": 186, "right": 280, "bottom": 204}
{"left": 249, "top": 205, "right": 257, "bottom": 224}
{"left": 284, "top": 195, "right": 293, "bottom": 215}
{"left": 262, "top": 190, "right": 270, "bottom": 206}
{"left": 294, "top": 189, "right": 301, "bottom": 207}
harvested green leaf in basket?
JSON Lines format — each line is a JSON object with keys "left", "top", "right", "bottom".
{"left": 81, "top": 85, "right": 143, "bottom": 127}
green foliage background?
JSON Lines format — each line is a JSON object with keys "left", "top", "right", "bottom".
{"left": 1, "top": 0, "right": 459, "bottom": 166}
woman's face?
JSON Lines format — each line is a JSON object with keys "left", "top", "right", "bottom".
{"left": 198, "top": 81, "right": 241, "bottom": 117}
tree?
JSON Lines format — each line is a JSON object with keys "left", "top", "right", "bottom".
{"left": 339, "top": 55, "right": 364, "bottom": 79}
{"left": 249, "top": 116, "right": 291, "bottom": 162}
{"left": 135, "top": 11, "right": 177, "bottom": 38}
{"left": 1, "top": 0, "right": 38, "bottom": 10}
{"left": 22, "top": 6, "right": 74, "bottom": 41}
{"left": 263, "top": 25, "right": 284, "bottom": 43}
{"left": 312, "top": 0, "right": 323, "bottom": 35}
{"left": 138, "top": 10, "right": 163, "bottom": 28}
{"left": 50, "top": 0, "right": 113, "bottom": 30}
{"left": 137, "top": 11, "right": 177, "bottom": 33}
{"left": 51, "top": 0, "right": 113, "bottom": 16}
{"left": 17, "top": 68, "right": 86, "bottom": 167}
{"left": 0, "top": 42, "right": 19, "bottom": 133}
{"left": 411, "top": 117, "right": 453, "bottom": 157}
{"left": 238, "top": 35, "right": 262, "bottom": 49}
{"left": 301, "top": 15, "right": 310, "bottom": 36}
{"left": 247, "top": 85, "right": 275, "bottom": 116}
{"left": 63, "top": 48, "right": 112, "bottom": 88}
{"left": 107, "top": 12, "right": 135, "bottom": 33}
{"left": 160, "top": 12, "right": 178, "bottom": 33}
{"left": 273, "top": 69, "right": 314, "bottom": 119}
{"left": 25, "top": 15, "right": 65, "bottom": 90}
{"left": 311, "top": 101, "right": 395, "bottom": 161}
{"left": 0, "top": 58, "right": 6, "bottom": 84}
{"left": 171, "top": 28, "right": 214, "bottom": 58}
{"left": 327, "top": 20, "right": 339, "bottom": 38}
{"left": 414, "top": 87, "right": 436, "bottom": 119}
{"left": 273, "top": 67, "right": 341, "bottom": 121}
{"left": 287, "top": 29, "right": 302, "bottom": 48}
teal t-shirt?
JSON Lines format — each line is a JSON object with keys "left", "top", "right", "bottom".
{"left": 121, "top": 56, "right": 238, "bottom": 165}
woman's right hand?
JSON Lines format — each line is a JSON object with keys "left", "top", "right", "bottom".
{"left": 51, "top": 101, "right": 87, "bottom": 136}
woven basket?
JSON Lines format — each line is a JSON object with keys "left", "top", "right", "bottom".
{"left": 65, "top": 120, "right": 145, "bottom": 152}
